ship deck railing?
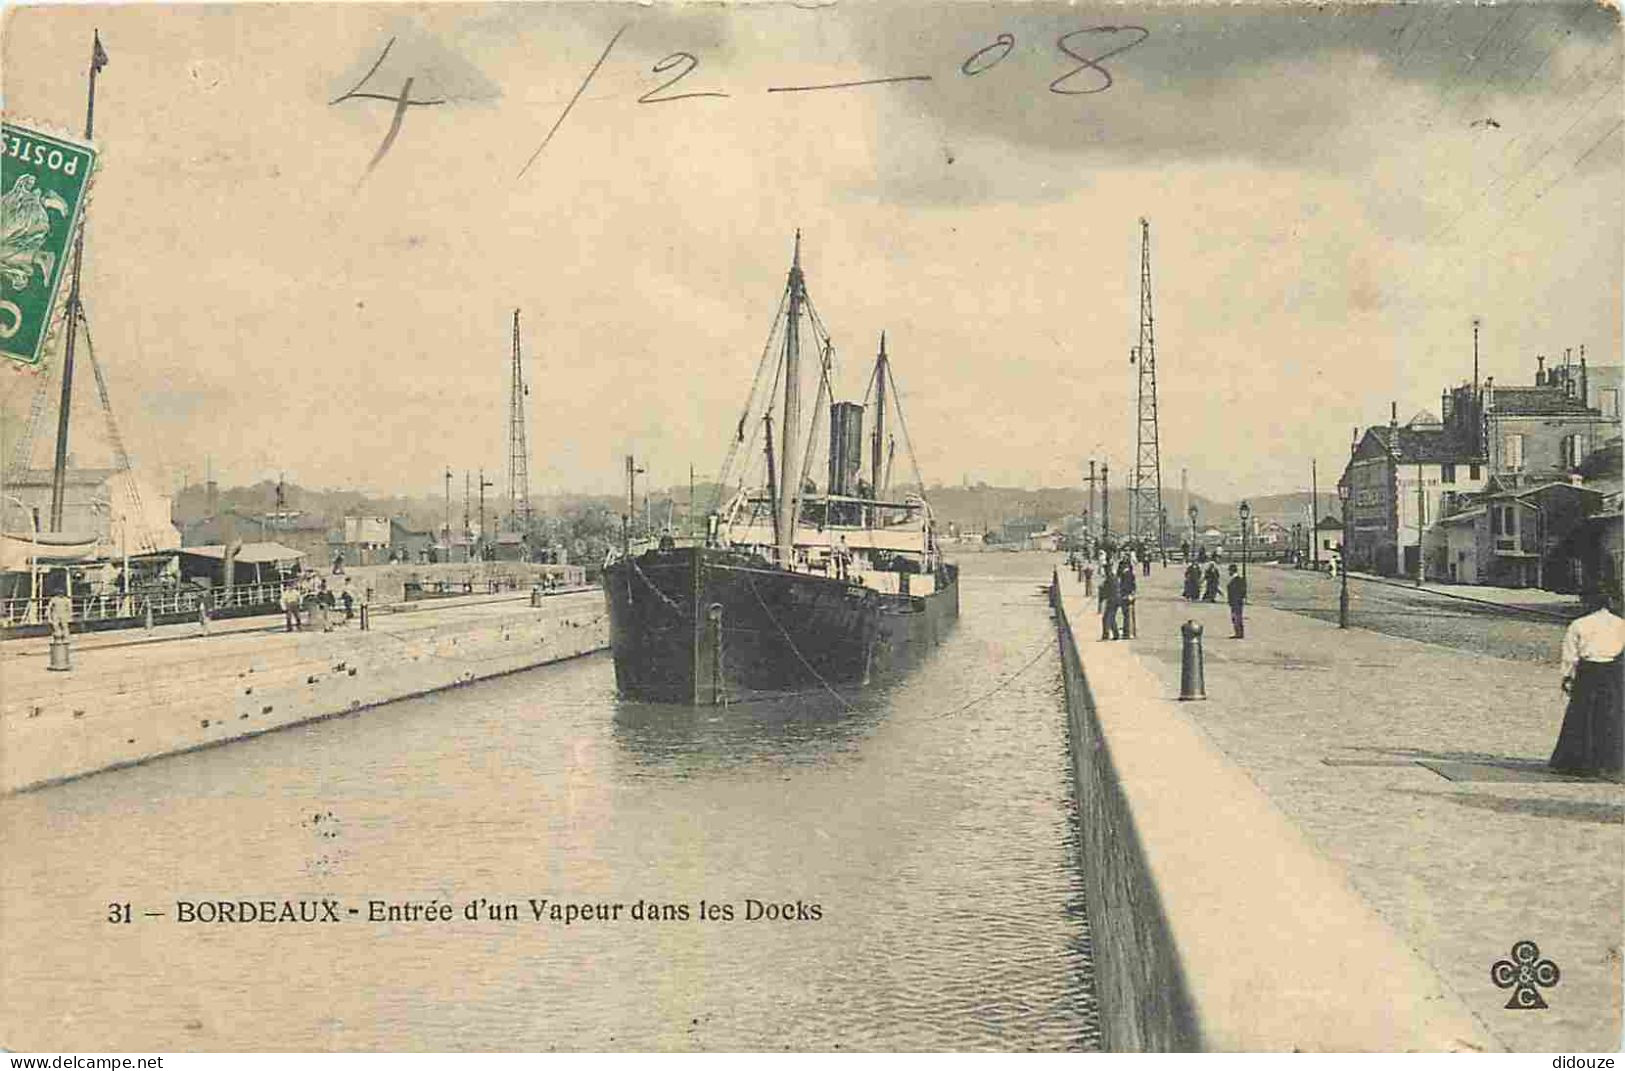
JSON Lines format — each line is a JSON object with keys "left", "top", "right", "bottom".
{"left": 2, "top": 579, "right": 292, "bottom": 628}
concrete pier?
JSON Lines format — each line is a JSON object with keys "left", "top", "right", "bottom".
{"left": 1, "top": 589, "right": 608, "bottom": 795}
{"left": 1051, "top": 566, "right": 1510, "bottom": 1052}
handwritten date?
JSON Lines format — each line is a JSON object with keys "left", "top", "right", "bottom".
{"left": 332, "top": 26, "right": 1150, "bottom": 183}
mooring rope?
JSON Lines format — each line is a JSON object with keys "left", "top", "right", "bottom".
{"left": 921, "top": 639, "right": 1052, "bottom": 721}
{"left": 743, "top": 571, "right": 857, "bottom": 710}
{"left": 628, "top": 555, "right": 685, "bottom": 616}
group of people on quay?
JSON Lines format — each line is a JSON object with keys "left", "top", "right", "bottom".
{"left": 1065, "top": 542, "right": 1250, "bottom": 641}
{"left": 1182, "top": 547, "right": 1248, "bottom": 638}
{"left": 1064, "top": 546, "right": 1147, "bottom": 641}
{"left": 280, "top": 572, "right": 359, "bottom": 633}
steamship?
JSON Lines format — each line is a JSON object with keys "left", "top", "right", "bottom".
{"left": 602, "top": 234, "right": 959, "bottom": 705}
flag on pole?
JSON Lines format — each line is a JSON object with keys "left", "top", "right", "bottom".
{"left": 91, "top": 30, "right": 109, "bottom": 72}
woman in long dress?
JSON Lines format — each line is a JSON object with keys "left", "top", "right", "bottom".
{"left": 1550, "top": 583, "right": 1624, "bottom": 777}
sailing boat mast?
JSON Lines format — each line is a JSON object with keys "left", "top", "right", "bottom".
{"left": 47, "top": 30, "right": 107, "bottom": 532}
{"left": 775, "top": 231, "right": 804, "bottom": 566}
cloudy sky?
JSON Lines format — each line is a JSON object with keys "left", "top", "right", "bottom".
{"left": 2, "top": 1, "right": 1620, "bottom": 501}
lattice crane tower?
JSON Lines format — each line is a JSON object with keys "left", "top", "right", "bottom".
{"left": 1128, "top": 217, "right": 1165, "bottom": 552}
{"left": 507, "top": 308, "right": 532, "bottom": 532}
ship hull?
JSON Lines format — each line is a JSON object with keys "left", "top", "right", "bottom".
{"left": 602, "top": 546, "right": 959, "bottom": 704}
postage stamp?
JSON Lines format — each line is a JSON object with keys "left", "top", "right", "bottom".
{"left": 0, "top": 119, "right": 96, "bottom": 368}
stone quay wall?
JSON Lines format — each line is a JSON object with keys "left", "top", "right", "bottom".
{"left": 2, "top": 589, "right": 609, "bottom": 795}
{"left": 1050, "top": 572, "right": 1201, "bottom": 1051}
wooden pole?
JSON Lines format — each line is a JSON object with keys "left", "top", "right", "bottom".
{"left": 48, "top": 34, "right": 105, "bottom": 531}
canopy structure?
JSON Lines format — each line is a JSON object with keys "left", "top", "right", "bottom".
{"left": 178, "top": 542, "right": 307, "bottom": 564}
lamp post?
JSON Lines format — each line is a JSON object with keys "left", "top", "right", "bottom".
{"left": 1239, "top": 500, "right": 1251, "bottom": 582}
{"left": 1187, "top": 504, "right": 1198, "bottom": 561}
{"left": 1338, "top": 483, "right": 1351, "bottom": 629}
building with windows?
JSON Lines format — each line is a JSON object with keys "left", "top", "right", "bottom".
{"left": 1438, "top": 353, "right": 1615, "bottom": 485}
{"left": 1429, "top": 476, "right": 1602, "bottom": 590}
{"left": 1420, "top": 352, "right": 1619, "bottom": 591}
{"left": 1340, "top": 408, "right": 1485, "bottom": 577}
{"left": 333, "top": 515, "right": 438, "bottom": 565}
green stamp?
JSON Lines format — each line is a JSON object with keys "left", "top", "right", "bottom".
{"left": 0, "top": 121, "right": 97, "bottom": 368}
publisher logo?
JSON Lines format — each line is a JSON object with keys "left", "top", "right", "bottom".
{"left": 1492, "top": 940, "right": 1559, "bottom": 1009}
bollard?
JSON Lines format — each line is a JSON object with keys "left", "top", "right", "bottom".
{"left": 359, "top": 604, "right": 370, "bottom": 632}
{"left": 1179, "top": 620, "right": 1206, "bottom": 701}
{"left": 47, "top": 638, "right": 71, "bottom": 672}
{"left": 143, "top": 601, "right": 154, "bottom": 631}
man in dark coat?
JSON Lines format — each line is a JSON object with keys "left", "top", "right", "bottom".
{"left": 1203, "top": 560, "right": 1222, "bottom": 602}
{"left": 1227, "top": 564, "right": 1247, "bottom": 639}
{"left": 1098, "top": 562, "right": 1120, "bottom": 640}
{"left": 1183, "top": 561, "right": 1201, "bottom": 601}
{"left": 1116, "top": 557, "right": 1138, "bottom": 638}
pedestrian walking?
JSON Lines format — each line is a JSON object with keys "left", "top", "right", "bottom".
{"left": 341, "top": 585, "right": 355, "bottom": 623}
{"left": 1098, "top": 562, "right": 1120, "bottom": 640}
{"left": 1140, "top": 545, "right": 1151, "bottom": 577}
{"left": 1549, "top": 582, "right": 1624, "bottom": 777}
{"left": 1183, "top": 560, "right": 1201, "bottom": 601}
{"left": 1226, "top": 564, "right": 1247, "bottom": 639}
{"left": 332, "top": 551, "right": 345, "bottom": 576}
{"left": 281, "top": 583, "right": 302, "bottom": 631}
{"left": 1117, "top": 557, "right": 1138, "bottom": 638}
{"left": 1202, "top": 559, "right": 1221, "bottom": 602}
{"left": 316, "top": 581, "right": 335, "bottom": 633}
{"left": 304, "top": 583, "right": 322, "bottom": 633}
{"left": 1082, "top": 560, "right": 1095, "bottom": 596}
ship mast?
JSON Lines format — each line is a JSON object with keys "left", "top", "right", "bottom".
{"left": 775, "top": 231, "right": 804, "bottom": 566}
{"left": 47, "top": 30, "right": 107, "bottom": 531}
{"left": 871, "top": 332, "right": 888, "bottom": 499}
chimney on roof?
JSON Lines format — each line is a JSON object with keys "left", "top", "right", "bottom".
{"left": 1472, "top": 318, "right": 1481, "bottom": 396}
{"left": 1390, "top": 401, "right": 1398, "bottom": 429}
{"left": 1351, "top": 426, "right": 1358, "bottom": 456}
{"left": 1580, "top": 346, "right": 1589, "bottom": 406}
{"left": 1535, "top": 354, "right": 1546, "bottom": 386}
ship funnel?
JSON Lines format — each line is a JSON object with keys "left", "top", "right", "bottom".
{"left": 828, "top": 401, "right": 865, "bottom": 497}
